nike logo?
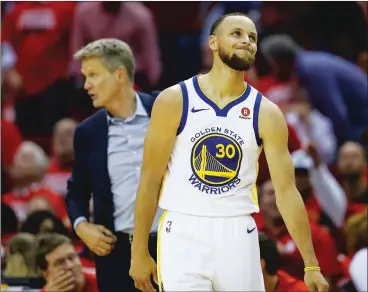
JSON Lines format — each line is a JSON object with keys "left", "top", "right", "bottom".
{"left": 191, "top": 107, "right": 210, "bottom": 113}
{"left": 247, "top": 227, "right": 256, "bottom": 234}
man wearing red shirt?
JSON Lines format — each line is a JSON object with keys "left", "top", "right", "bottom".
{"left": 259, "top": 179, "right": 343, "bottom": 283}
{"left": 2, "top": 141, "right": 68, "bottom": 224}
{"left": 2, "top": 2, "right": 76, "bottom": 137}
{"left": 43, "top": 118, "right": 77, "bottom": 196}
{"left": 37, "top": 233, "right": 98, "bottom": 292}
{"left": 337, "top": 142, "right": 368, "bottom": 219}
{"left": 259, "top": 232, "right": 308, "bottom": 292}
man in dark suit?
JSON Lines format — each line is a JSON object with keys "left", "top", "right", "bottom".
{"left": 65, "top": 38, "right": 162, "bottom": 292}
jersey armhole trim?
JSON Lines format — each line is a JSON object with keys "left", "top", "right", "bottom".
{"left": 177, "top": 81, "right": 189, "bottom": 136}
{"left": 253, "top": 92, "right": 263, "bottom": 146}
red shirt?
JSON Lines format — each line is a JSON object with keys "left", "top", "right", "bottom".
{"left": 2, "top": 2, "right": 76, "bottom": 95}
{"left": 276, "top": 270, "right": 308, "bottom": 292}
{"left": 262, "top": 222, "right": 342, "bottom": 280}
{"left": 41, "top": 271, "right": 98, "bottom": 292}
{"left": 2, "top": 186, "right": 68, "bottom": 224}
{"left": 43, "top": 158, "right": 72, "bottom": 196}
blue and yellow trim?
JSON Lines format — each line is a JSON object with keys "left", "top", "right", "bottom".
{"left": 157, "top": 210, "right": 168, "bottom": 292}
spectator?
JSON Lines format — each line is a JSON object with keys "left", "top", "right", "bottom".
{"left": 2, "top": 233, "right": 40, "bottom": 278}
{"left": 43, "top": 118, "right": 77, "bottom": 196}
{"left": 291, "top": 148, "right": 347, "bottom": 228}
{"left": 21, "top": 210, "right": 69, "bottom": 237}
{"left": 343, "top": 211, "right": 368, "bottom": 291}
{"left": 258, "top": 179, "right": 343, "bottom": 283}
{"left": 285, "top": 89, "right": 337, "bottom": 164}
{"left": 36, "top": 233, "right": 98, "bottom": 292}
{"left": 27, "top": 197, "right": 55, "bottom": 217}
{"left": 70, "top": 2, "right": 161, "bottom": 89}
{"left": 337, "top": 142, "right": 368, "bottom": 219}
{"left": 259, "top": 232, "right": 308, "bottom": 292}
{"left": 2, "top": 141, "right": 68, "bottom": 224}
{"left": 260, "top": 34, "right": 368, "bottom": 143}
{"left": 2, "top": 2, "right": 76, "bottom": 137}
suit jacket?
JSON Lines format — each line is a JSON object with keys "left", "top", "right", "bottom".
{"left": 65, "top": 91, "right": 159, "bottom": 232}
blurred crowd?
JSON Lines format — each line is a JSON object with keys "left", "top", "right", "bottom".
{"left": 1, "top": 1, "right": 367, "bottom": 291}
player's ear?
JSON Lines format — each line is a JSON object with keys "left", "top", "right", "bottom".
{"left": 115, "top": 66, "right": 128, "bottom": 84}
{"left": 208, "top": 35, "right": 217, "bottom": 51}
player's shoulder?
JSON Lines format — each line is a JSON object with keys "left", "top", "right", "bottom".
{"left": 258, "top": 94, "right": 284, "bottom": 121}
{"left": 154, "top": 84, "right": 183, "bottom": 110}
{"left": 75, "top": 109, "right": 106, "bottom": 136}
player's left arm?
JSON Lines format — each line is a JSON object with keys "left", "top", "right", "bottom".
{"left": 259, "top": 98, "right": 319, "bottom": 268}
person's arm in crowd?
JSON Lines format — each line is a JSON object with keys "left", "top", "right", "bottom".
{"left": 130, "top": 85, "right": 182, "bottom": 291}
{"left": 307, "top": 144, "right": 347, "bottom": 228}
{"left": 309, "top": 111, "right": 337, "bottom": 164}
{"left": 135, "top": 6, "right": 161, "bottom": 87}
{"left": 259, "top": 98, "right": 329, "bottom": 292}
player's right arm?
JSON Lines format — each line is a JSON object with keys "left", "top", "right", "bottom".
{"left": 130, "top": 85, "right": 183, "bottom": 291}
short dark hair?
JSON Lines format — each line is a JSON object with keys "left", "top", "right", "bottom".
{"left": 260, "top": 34, "right": 300, "bottom": 62}
{"left": 259, "top": 232, "right": 281, "bottom": 275}
{"left": 36, "top": 233, "right": 72, "bottom": 270}
{"left": 210, "top": 12, "right": 249, "bottom": 36}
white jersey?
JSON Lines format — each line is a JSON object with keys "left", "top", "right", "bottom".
{"left": 158, "top": 75, "right": 263, "bottom": 217}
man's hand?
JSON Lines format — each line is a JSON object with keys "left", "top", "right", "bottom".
{"left": 44, "top": 270, "right": 76, "bottom": 292}
{"left": 76, "top": 221, "right": 116, "bottom": 256}
{"left": 129, "top": 253, "right": 158, "bottom": 292}
{"left": 304, "top": 271, "right": 329, "bottom": 292}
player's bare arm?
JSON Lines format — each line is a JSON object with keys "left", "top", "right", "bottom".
{"left": 259, "top": 98, "right": 329, "bottom": 292}
{"left": 130, "top": 85, "right": 183, "bottom": 291}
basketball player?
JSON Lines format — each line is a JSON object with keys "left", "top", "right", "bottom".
{"left": 130, "top": 12, "right": 329, "bottom": 292}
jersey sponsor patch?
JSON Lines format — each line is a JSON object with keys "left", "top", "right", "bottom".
{"left": 189, "top": 127, "right": 244, "bottom": 195}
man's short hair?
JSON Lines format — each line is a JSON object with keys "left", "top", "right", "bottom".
{"left": 74, "top": 38, "right": 135, "bottom": 81}
{"left": 259, "top": 232, "right": 281, "bottom": 275}
{"left": 36, "top": 233, "right": 72, "bottom": 270}
{"left": 210, "top": 12, "right": 249, "bottom": 36}
{"left": 260, "top": 34, "right": 300, "bottom": 62}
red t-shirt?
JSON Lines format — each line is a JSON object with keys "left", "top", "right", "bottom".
{"left": 276, "top": 270, "right": 308, "bottom": 292}
{"left": 2, "top": 186, "right": 68, "bottom": 224}
{"left": 2, "top": 2, "right": 76, "bottom": 95}
{"left": 41, "top": 271, "right": 98, "bottom": 292}
{"left": 262, "top": 222, "right": 342, "bottom": 280}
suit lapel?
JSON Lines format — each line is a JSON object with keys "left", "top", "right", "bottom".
{"left": 93, "top": 109, "right": 115, "bottom": 231}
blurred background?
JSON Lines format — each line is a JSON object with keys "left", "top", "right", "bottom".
{"left": 1, "top": 1, "right": 367, "bottom": 291}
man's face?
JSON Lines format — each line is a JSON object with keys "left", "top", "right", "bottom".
{"left": 53, "top": 120, "right": 76, "bottom": 161}
{"left": 259, "top": 180, "right": 282, "bottom": 221}
{"left": 295, "top": 171, "right": 313, "bottom": 200}
{"left": 338, "top": 142, "right": 366, "bottom": 183}
{"left": 81, "top": 57, "right": 120, "bottom": 108}
{"left": 44, "top": 243, "right": 83, "bottom": 287}
{"left": 11, "top": 148, "right": 39, "bottom": 181}
{"left": 212, "top": 16, "right": 257, "bottom": 71}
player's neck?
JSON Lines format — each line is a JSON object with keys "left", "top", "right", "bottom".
{"left": 106, "top": 88, "right": 136, "bottom": 119}
{"left": 207, "top": 65, "right": 246, "bottom": 97}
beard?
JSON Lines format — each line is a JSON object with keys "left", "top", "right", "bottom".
{"left": 341, "top": 171, "right": 362, "bottom": 184}
{"left": 218, "top": 46, "right": 255, "bottom": 71}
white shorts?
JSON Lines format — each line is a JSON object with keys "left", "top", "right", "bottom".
{"left": 157, "top": 211, "right": 265, "bottom": 291}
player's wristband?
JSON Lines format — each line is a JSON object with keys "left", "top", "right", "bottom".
{"left": 304, "top": 266, "right": 321, "bottom": 272}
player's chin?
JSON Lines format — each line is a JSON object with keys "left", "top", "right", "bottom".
{"left": 92, "top": 99, "right": 104, "bottom": 108}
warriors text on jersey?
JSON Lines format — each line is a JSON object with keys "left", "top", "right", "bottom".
{"left": 158, "top": 75, "right": 263, "bottom": 217}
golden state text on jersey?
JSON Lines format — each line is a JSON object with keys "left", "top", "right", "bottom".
{"left": 189, "top": 129, "right": 243, "bottom": 195}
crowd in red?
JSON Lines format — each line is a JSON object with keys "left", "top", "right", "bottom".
{"left": 1, "top": 1, "right": 367, "bottom": 292}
